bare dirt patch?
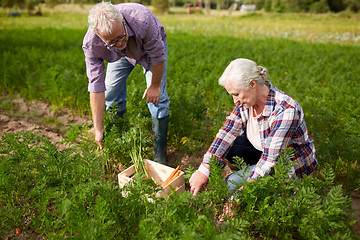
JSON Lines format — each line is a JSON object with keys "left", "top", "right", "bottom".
{"left": 0, "top": 97, "right": 91, "bottom": 149}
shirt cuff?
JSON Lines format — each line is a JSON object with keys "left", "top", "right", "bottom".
{"left": 202, "top": 152, "right": 212, "bottom": 164}
{"left": 198, "top": 164, "right": 210, "bottom": 177}
{"left": 150, "top": 54, "right": 166, "bottom": 66}
{"left": 88, "top": 82, "right": 106, "bottom": 93}
{"left": 250, "top": 167, "right": 266, "bottom": 180}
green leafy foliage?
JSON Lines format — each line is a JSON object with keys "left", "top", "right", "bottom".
{"left": 220, "top": 149, "right": 356, "bottom": 239}
{"left": 0, "top": 133, "right": 356, "bottom": 238}
{"left": 101, "top": 112, "right": 152, "bottom": 171}
{"left": 129, "top": 128, "right": 150, "bottom": 179}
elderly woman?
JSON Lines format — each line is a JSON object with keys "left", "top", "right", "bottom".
{"left": 189, "top": 58, "right": 317, "bottom": 195}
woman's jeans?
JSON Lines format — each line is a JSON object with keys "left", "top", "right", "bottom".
{"left": 104, "top": 43, "right": 170, "bottom": 119}
{"left": 225, "top": 133, "right": 262, "bottom": 193}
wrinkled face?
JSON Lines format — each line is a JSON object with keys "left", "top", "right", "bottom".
{"left": 224, "top": 79, "right": 257, "bottom": 108}
{"left": 99, "top": 20, "right": 128, "bottom": 50}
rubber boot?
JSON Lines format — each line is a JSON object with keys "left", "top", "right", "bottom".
{"left": 152, "top": 115, "right": 169, "bottom": 165}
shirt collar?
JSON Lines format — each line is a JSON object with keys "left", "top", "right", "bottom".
{"left": 262, "top": 81, "right": 276, "bottom": 118}
{"left": 124, "top": 19, "right": 135, "bottom": 38}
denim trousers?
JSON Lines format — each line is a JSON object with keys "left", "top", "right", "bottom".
{"left": 104, "top": 42, "right": 170, "bottom": 119}
{"left": 225, "top": 133, "right": 263, "bottom": 193}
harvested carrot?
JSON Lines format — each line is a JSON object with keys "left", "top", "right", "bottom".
{"left": 161, "top": 166, "right": 179, "bottom": 187}
{"left": 161, "top": 166, "right": 180, "bottom": 188}
{"left": 161, "top": 171, "right": 179, "bottom": 188}
{"left": 172, "top": 171, "right": 180, "bottom": 180}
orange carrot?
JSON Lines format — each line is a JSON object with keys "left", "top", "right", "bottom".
{"left": 172, "top": 171, "right": 180, "bottom": 180}
{"left": 161, "top": 166, "right": 180, "bottom": 188}
{"left": 168, "top": 170, "right": 180, "bottom": 184}
{"left": 161, "top": 170, "right": 179, "bottom": 188}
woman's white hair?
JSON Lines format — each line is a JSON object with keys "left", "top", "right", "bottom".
{"left": 88, "top": 1, "right": 123, "bottom": 36}
{"left": 218, "top": 58, "right": 268, "bottom": 89}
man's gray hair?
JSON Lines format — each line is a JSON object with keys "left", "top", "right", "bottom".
{"left": 88, "top": 1, "right": 123, "bottom": 35}
{"left": 218, "top": 58, "right": 268, "bottom": 89}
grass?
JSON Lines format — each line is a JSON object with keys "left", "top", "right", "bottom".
{"left": 160, "top": 11, "right": 360, "bottom": 45}
{"left": 1, "top": 4, "right": 359, "bottom": 45}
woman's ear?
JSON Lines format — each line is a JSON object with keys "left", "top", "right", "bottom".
{"left": 249, "top": 79, "right": 256, "bottom": 89}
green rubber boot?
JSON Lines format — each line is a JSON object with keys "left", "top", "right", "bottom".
{"left": 152, "top": 115, "right": 169, "bottom": 165}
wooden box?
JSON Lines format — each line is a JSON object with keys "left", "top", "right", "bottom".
{"left": 118, "top": 159, "right": 185, "bottom": 198}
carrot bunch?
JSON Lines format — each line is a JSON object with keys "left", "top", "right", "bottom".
{"left": 161, "top": 166, "right": 180, "bottom": 188}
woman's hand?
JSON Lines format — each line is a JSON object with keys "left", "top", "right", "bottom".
{"left": 217, "top": 200, "right": 235, "bottom": 226}
{"left": 238, "top": 177, "right": 255, "bottom": 191}
{"left": 217, "top": 178, "right": 256, "bottom": 226}
{"left": 189, "top": 163, "right": 210, "bottom": 196}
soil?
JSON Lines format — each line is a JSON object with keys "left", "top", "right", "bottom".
{"left": 1, "top": 97, "right": 360, "bottom": 239}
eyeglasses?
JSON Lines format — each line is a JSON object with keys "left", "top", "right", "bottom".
{"left": 104, "top": 22, "right": 127, "bottom": 48}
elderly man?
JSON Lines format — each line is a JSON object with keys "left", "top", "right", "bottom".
{"left": 189, "top": 58, "right": 317, "bottom": 195}
{"left": 82, "top": 2, "right": 170, "bottom": 164}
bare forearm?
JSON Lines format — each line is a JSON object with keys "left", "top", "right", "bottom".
{"left": 151, "top": 61, "right": 165, "bottom": 88}
{"left": 90, "top": 92, "right": 105, "bottom": 132}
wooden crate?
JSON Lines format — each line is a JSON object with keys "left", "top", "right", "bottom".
{"left": 118, "top": 159, "right": 185, "bottom": 198}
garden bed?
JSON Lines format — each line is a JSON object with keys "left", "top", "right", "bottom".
{"left": 1, "top": 97, "right": 360, "bottom": 238}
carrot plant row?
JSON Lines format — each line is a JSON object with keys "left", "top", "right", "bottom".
{"left": 0, "top": 132, "right": 356, "bottom": 238}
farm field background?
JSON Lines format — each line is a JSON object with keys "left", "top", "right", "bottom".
{"left": 1, "top": 4, "right": 360, "bottom": 239}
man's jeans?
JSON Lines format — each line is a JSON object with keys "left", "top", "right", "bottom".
{"left": 104, "top": 43, "right": 170, "bottom": 119}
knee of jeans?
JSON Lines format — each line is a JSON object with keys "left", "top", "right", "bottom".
{"left": 225, "top": 173, "right": 243, "bottom": 194}
{"left": 148, "top": 106, "right": 169, "bottom": 119}
{"left": 148, "top": 98, "right": 170, "bottom": 118}
{"left": 226, "top": 173, "right": 241, "bottom": 184}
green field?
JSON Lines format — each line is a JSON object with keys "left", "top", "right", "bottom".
{"left": 1, "top": 5, "right": 360, "bottom": 239}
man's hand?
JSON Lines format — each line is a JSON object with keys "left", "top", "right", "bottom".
{"left": 94, "top": 128, "right": 104, "bottom": 150}
{"left": 189, "top": 163, "right": 210, "bottom": 196}
{"left": 143, "top": 61, "right": 164, "bottom": 105}
{"left": 142, "top": 85, "right": 160, "bottom": 104}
